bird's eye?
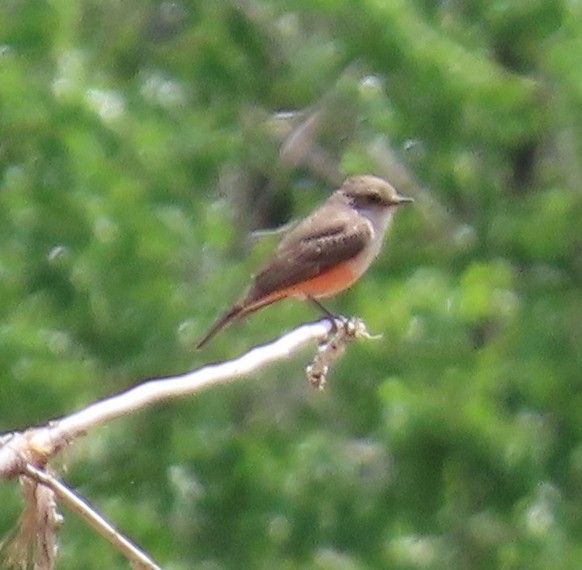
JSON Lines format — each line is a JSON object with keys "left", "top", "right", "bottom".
{"left": 367, "top": 192, "right": 383, "bottom": 205}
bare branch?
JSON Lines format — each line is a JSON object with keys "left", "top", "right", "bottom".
{"left": 0, "top": 319, "right": 334, "bottom": 481}
{"left": 1, "top": 317, "right": 374, "bottom": 569}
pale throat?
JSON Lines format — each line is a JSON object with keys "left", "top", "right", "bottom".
{"left": 348, "top": 204, "right": 396, "bottom": 276}
{"left": 360, "top": 204, "right": 396, "bottom": 235}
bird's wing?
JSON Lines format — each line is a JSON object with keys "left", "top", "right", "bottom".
{"left": 246, "top": 216, "right": 371, "bottom": 304}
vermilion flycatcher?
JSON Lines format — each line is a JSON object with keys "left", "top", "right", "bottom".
{"left": 196, "top": 174, "right": 413, "bottom": 348}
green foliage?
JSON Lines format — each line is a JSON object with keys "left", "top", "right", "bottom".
{"left": 1, "top": 0, "right": 581, "bottom": 568}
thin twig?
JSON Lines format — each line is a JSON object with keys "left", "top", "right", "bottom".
{"left": 23, "top": 465, "right": 162, "bottom": 570}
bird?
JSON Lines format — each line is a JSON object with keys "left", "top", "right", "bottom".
{"left": 196, "top": 175, "right": 413, "bottom": 349}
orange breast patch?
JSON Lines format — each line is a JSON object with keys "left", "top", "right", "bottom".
{"left": 286, "top": 262, "right": 358, "bottom": 300}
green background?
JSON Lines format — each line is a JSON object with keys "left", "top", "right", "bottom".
{"left": 1, "top": 1, "right": 581, "bottom": 568}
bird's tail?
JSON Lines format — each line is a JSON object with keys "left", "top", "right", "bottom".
{"left": 195, "top": 292, "right": 284, "bottom": 350}
{"left": 195, "top": 304, "right": 244, "bottom": 350}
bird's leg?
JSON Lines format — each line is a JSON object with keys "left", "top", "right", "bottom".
{"left": 308, "top": 297, "right": 335, "bottom": 319}
{"left": 308, "top": 297, "right": 348, "bottom": 337}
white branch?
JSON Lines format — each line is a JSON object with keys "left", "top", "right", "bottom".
{"left": 0, "top": 319, "right": 332, "bottom": 480}
{"left": 1, "top": 317, "right": 374, "bottom": 569}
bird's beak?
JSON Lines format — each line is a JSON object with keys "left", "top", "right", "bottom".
{"left": 396, "top": 194, "right": 414, "bottom": 205}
